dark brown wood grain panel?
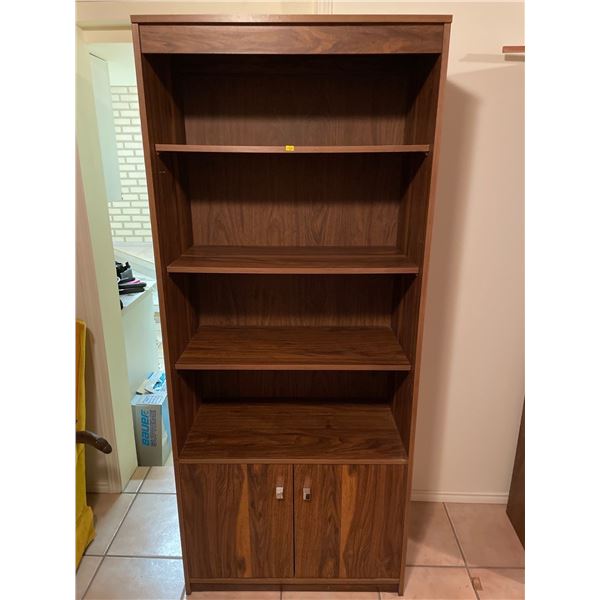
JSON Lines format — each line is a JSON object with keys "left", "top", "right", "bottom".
{"left": 180, "top": 463, "right": 293, "bottom": 578}
{"left": 192, "top": 275, "right": 395, "bottom": 327}
{"left": 246, "top": 464, "right": 294, "bottom": 575}
{"left": 294, "top": 464, "right": 405, "bottom": 578}
{"left": 140, "top": 24, "right": 444, "bottom": 54}
{"left": 339, "top": 465, "right": 405, "bottom": 578}
{"left": 186, "top": 153, "right": 419, "bottom": 247}
{"left": 405, "top": 54, "right": 444, "bottom": 145}
{"left": 179, "top": 463, "right": 250, "bottom": 578}
{"left": 177, "top": 54, "right": 435, "bottom": 147}
{"left": 180, "top": 403, "right": 407, "bottom": 464}
{"left": 198, "top": 371, "right": 394, "bottom": 402}
{"left": 175, "top": 326, "right": 411, "bottom": 371}
{"left": 294, "top": 464, "right": 341, "bottom": 577}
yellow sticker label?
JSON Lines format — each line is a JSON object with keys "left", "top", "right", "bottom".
{"left": 285, "top": 145, "right": 295, "bottom": 152}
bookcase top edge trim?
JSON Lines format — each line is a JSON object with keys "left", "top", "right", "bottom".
{"left": 131, "top": 14, "right": 453, "bottom": 25}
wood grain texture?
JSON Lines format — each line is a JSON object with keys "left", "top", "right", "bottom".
{"left": 180, "top": 402, "right": 407, "bottom": 464}
{"left": 132, "top": 15, "right": 453, "bottom": 24}
{"left": 180, "top": 463, "right": 293, "bottom": 578}
{"left": 339, "top": 465, "right": 405, "bottom": 578}
{"left": 175, "top": 326, "right": 410, "bottom": 371}
{"left": 294, "top": 465, "right": 405, "bottom": 578}
{"left": 156, "top": 144, "right": 430, "bottom": 154}
{"left": 193, "top": 275, "right": 395, "bottom": 327}
{"left": 187, "top": 153, "right": 419, "bottom": 247}
{"left": 178, "top": 54, "right": 434, "bottom": 147}
{"left": 294, "top": 465, "right": 340, "bottom": 577}
{"left": 198, "top": 371, "right": 395, "bottom": 403}
{"left": 168, "top": 246, "right": 419, "bottom": 274}
{"left": 140, "top": 24, "right": 444, "bottom": 54}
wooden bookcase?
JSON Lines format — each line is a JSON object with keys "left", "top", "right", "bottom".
{"left": 132, "top": 15, "right": 451, "bottom": 596}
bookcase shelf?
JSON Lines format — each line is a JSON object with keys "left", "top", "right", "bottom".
{"left": 155, "top": 143, "right": 431, "bottom": 154}
{"left": 133, "top": 14, "right": 451, "bottom": 595}
{"left": 179, "top": 402, "right": 408, "bottom": 464}
{"left": 167, "top": 246, "right": 420, "bottom": 274}
{"left": 175, "top": 326, "right": 411, "bottom": 371}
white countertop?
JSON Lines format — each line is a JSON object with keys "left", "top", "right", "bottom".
{"left": 120, "top": 274, "right": 156, "bottom": 314}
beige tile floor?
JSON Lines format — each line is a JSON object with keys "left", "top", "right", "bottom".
{"left": 77, "top": 466, "right": 524, "bottom": 600}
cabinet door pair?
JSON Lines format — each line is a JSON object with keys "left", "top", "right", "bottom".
{"left": 180, "top": 463, "right": 405, "bottom": 580}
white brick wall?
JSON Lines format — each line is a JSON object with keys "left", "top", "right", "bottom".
{"left": 109, "top": 86, "right": 152, "bottom": 244}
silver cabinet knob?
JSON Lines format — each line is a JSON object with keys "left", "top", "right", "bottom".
{"left": 303, "top": 487, "right": 311, "bottom": 501}
{"left": 276, "top": 485, "right": 284, "bottom": 500}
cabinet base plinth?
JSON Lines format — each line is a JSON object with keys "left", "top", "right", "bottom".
{"left": 190, "top": 579, "right": 399, "bottom": 593}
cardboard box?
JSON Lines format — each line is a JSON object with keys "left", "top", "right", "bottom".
{"left": 131, "top": 392, "right": 171, "bottom": 466}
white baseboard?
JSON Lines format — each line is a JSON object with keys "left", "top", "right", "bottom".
{"left": 411, "top": 490, "right": 509, "bottom": 504}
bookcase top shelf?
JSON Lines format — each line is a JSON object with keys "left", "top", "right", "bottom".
{"left": 155, "top": 144, "right": 431, "bottom": 154}
{"left": 167, "top": 246, "right": 420, "bottom": 275}
{"left": 175, "top": 326, "right": 411, "bottom": 371}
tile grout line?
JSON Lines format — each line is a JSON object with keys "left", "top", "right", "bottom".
{"left": 443, "top": 502, "right": 481, "bottom": 600}
{"left": 80, "top": 554, "right": 107, "bottom": 600}
{"left": 104, "top": 487, "right": 143, "bottom": 556}
{"left": 82, "top": 466, "right": 153, "bottom": 599}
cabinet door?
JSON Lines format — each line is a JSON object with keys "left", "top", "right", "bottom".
{"left": 180, "top": 463, "right": 293, "bottom": 578}
{"left": 294, "top": 464, "right": 405, "bottom": 578}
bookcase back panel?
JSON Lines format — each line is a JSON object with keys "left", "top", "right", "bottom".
{"left": 197, "top": 371, "right": 396, "bottom": 402}
{"left": 175, "top": 55, "right": 435, "bottom": 146}
{"left": 186, "top": 153, "right": 423, "bottom": 248}
{"left": 193, "top": 274, "right": 395, "bottom": 327}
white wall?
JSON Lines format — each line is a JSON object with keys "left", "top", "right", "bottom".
{"left": 76, "top": 1, "right": 524, "bottom": 502}
{"left": 86, "top": 44, "right": 151, "bottom": 245}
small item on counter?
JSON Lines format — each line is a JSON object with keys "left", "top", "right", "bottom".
{"left": 115, "top": 260, "right": 133, "bottom": 281}
{"left": 118, "top": 278, "right": 147, "bottom": 295}
{"left": 115, "top": 261, "right": 147, "bottom": 295}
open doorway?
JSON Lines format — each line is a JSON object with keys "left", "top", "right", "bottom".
{"left": 87, "top": 42, "right": 163, "bottom": 373}
{"left": 83, "top": 40, "right": 170, "bottom": 480}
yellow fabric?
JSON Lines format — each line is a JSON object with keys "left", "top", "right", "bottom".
{"left": 76, "top": 320, "right": 95, "bottom": 567}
